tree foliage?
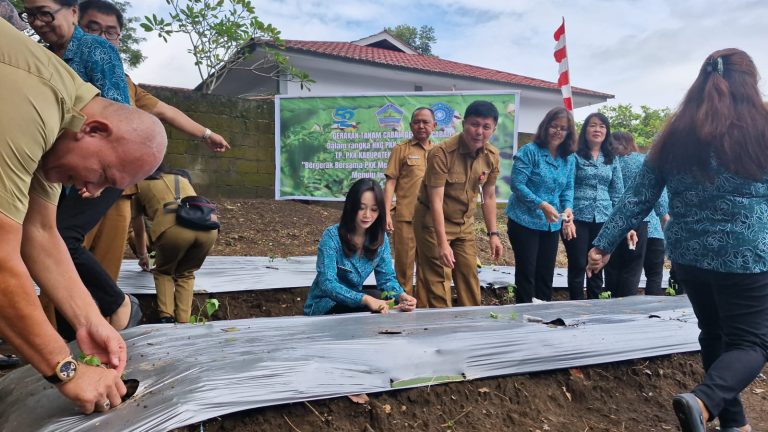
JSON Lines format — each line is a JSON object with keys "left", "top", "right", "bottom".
{"left": 113, "top": 0, "right": 146, "bottom": 69}
{"left": 578, "top": 103, "right": 672, "bottom": 148}
{"left": 385, "top": 24, "right": 436, "bottom": 56}
{"left": 141, "top": 0, "right": 312, "bottom": 94}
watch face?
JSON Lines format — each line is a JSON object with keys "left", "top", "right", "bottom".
{"left": 58, "top": 359, "right": 78, "bottom": 381}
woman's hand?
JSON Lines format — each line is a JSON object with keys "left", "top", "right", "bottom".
{"left": 586, "top": 247, "right": 611, "bottom": 277}
{"left": 626, "top": 230, "right": 638, "bottom": 250}
{"left": 538, "top": 202, "right": 560, "bottom": 223}
{"left": 362, "top": 295, "right": 392, "bottom": 314}
{"left": 562, "top": 220, "right": 576, "bottom": 241}
{"left": 396, "top": 293, "right": 417, "bottom": 312}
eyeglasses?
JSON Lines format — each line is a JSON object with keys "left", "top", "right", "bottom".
{"left": 19, "top": 5, "right": 68, "bottom": 25}
{"left": 549, "top": 125, "right": 569, "bottom": 135}
{"left": 83, "top": 23, "right": 121, "bottom": 41}
{"left": 410, "top": 120, "right": 435, "bottom": 126}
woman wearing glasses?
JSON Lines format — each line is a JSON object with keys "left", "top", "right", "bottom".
{"left": 562, "top": 112, "right": 623, "bottom": 300}
{"left": 20, "top": 0, "right": 138, "bottom": 335}
{"left": 21, "top": 0, "right": 128, "bottom": 104}
{"left": 505, "top": 107, "right": 576, "bottom": 303}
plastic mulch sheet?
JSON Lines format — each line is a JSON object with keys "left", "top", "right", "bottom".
{"left": 0, "top": 295, "right": 697, "bottom": 431}
{"left": 116, "top": 256, "right": 670, "bottom": 294}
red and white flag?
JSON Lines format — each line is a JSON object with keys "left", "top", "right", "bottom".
{"left": 553, "top": 17, "right": 573, "bottom": 111}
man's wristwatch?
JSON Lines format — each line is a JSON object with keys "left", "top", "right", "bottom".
{"left": 44, "top": 355, "right": 78, "bottom": 384}
{"left": 488, "top": 231, "right": 500, "bottom": 238}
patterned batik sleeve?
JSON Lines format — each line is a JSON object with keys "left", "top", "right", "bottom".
{"left": 654, "top": 188, "right": 669, "bottom": 217}
{"left": 315, "top": 228, "right": 365, "bottom": 307}
{"left": 373, "top": 236, "right": 404, "bottom": 296}
{"left": 84, "top": 39, "right": 129, "bottom": 104}
{"left": 559, "top": 155, "right": 576, "bottom": 210}
{"left": 593, "top": 162, "right": 666, "bottom": 253}
{"left": 510, "top": 146, "right": 544, "bottom": 208}
{"left": 608, "top": 159, "right": 624, "bottom": 205}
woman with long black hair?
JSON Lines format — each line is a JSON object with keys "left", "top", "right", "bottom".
{"left": 304, "top": 178, "right": 418, "bottom": 315}
{"left": 563, "top": 113, "right": 623, "bottom": 300}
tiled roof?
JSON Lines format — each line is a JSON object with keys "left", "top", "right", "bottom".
{"left": 277, "top": 40, "right": 612, "bottom": 99}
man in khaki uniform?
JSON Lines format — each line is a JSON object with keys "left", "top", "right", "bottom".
{"left": 78, "top": 0, "right": 230, "bottom": 282}
{"left": 384, "top": 107, "right": 436, "bottom": 300}
{"left": 413, "top": 101, "right": 504, "bottom": 307}
{"left": 0, "top": 19, "right": 165, "bottom": 413}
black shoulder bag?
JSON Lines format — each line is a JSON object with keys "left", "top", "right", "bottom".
{"left": 162, "top": 175, "right": 220, "bottom": 231}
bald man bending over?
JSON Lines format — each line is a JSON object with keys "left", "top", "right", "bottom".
{"left": 0, "top": 19, "right": 165, "bottom": 414}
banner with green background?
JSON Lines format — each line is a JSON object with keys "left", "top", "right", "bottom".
{"left": 276, "top": 91, "right": 520, "bottom": 201}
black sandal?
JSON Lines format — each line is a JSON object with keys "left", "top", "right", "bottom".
{"left": 672, "top": 393, "right": 707, "bottom": 432}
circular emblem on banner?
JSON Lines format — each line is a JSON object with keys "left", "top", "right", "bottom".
{"left": 431, "top": 102, "right": 455, "bottom": 128}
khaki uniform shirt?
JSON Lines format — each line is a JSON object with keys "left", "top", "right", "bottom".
{"left": 384, "top": 138, "right": 431, "bottom": 222}
{"left": 417, "top": 134, "right": 500, "bottom": 226}
{"left": 126, "top": 75, "right": 160, "bottom": 113}
{"left": 133, "top": 174, "right": 198, "bottom": 241}
{"left": 0, "top": 20, "right": 99, "bottom": 223}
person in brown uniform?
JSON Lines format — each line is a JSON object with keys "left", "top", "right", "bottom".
{"left": 78, "top": 0, "right": 229, "bottom": 282}
{"left": 413, "top": 100, "right": 504, "bottom": 307}
{"left": 384, "top": 107, "right": 436, "bottom": 300}
{"left": 130, "top": 166, "right": 218, "bottom": 323}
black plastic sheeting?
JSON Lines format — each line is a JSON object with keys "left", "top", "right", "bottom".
{"left": 115, "top": 256, "right": 670, "bottom": 294}
{"left": 0, "top": 295, "right": 698, "bottom": 431}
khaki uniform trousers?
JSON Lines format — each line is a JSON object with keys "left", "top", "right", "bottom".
{"left": 83, "top": 197, "right": 132, "bottom": 282}
{"left": 392, "top": 219, "right": 420, "bottom": 297}
{"left": 153, "top": 225, "right": 217, "bottom": 323}
{"left": 413, "top": 205, "right": 480, "bottom": 308}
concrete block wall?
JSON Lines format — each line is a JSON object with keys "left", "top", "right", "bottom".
{"left": 141, "top": 84, "right": 275, "bottom": 198}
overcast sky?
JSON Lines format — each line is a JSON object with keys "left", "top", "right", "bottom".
{"left": 127, "top": 0, "right": 768, "bottom": 119}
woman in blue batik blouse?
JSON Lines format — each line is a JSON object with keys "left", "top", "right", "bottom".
{"left": 588, "top": 48, "right": 768, "bottom": 432}
{"left": 603, "top": 131, "right": 661, "bottom": 297}
{"left": 305, "top": 178, "right": 418, "bottom": 316}
{"left": 562, "top": 113, "right": 623, "bottom": 300}
{"left": 505, "top": 107, "right": 576, "bottom": 303}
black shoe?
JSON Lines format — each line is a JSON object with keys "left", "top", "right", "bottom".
{"left": 672, "top": 393, "right": 706, "bottom": 432}
{"left": 0, "top": 354, "right": 21, "bottom": 369}
{"left": 126, "top": 294, "right": 143, "bottom": 328}
{"left": 158, "top": 316, "right": 175, "bottom": 324}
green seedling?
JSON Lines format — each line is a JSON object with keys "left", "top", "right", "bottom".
{"left": 598, "top": 291, "right": 612, "bottom": 300}
{"left": 489, "top": 312, "right": 499, "bottom": 319}
{"left": 78, "top": 353, "right": 102, "bottom": 367}
{"left": 505, "top": 284, "right": 516, "bottom": 304}
{"left": 665, "top": 287, "right": 677, "bottom": 296}
{"left": 509, "top": 312, "right": 518, "bottom": 320}
{"left": 380, "top": 290, "right": 397, "bottom": 308}
{"left": 190, "top": 298, "right": 220, "bottom": 324}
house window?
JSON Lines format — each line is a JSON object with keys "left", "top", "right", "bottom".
{"left": 414, "top": 85, "right": 423, "bottom": 92}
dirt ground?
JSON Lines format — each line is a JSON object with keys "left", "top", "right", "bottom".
{"left": 2, "top": 198, "right": 767, "bottom": 431}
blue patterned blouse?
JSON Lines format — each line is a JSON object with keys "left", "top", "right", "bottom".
{"left": 505, "top": 143, "right": 575, "bottom": 231}
{"left": 304, "top": 224, "right": 403, "bottom": 315}
{"left": 648, "top": 188, "right": 669, "bottom": 240}
{"left": 572, "top": 153, "right": 624, "bottom": 222}
{"left": 593, "top": 161, "right": 768, "bottom": 273}
{"left": 59, "top": 26, "right": 129, "bottom": 104}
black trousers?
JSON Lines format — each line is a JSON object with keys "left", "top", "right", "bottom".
{"left": 604, "top": 222, "right": 648, "bottom": 297}
{"left": 643, "top": 237, "right": 666, "bottom": 295}
{"left": 56, "top": 187, "right": 126, "bottom": 318}
{"left": 562, "top": 220, "right": 604, "bottom": 300}
{"left": 676, "top": 264, "right": 768, "bottom": 428}
{"left": 507, "top": 219, "right": 560, "bottom": 303}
